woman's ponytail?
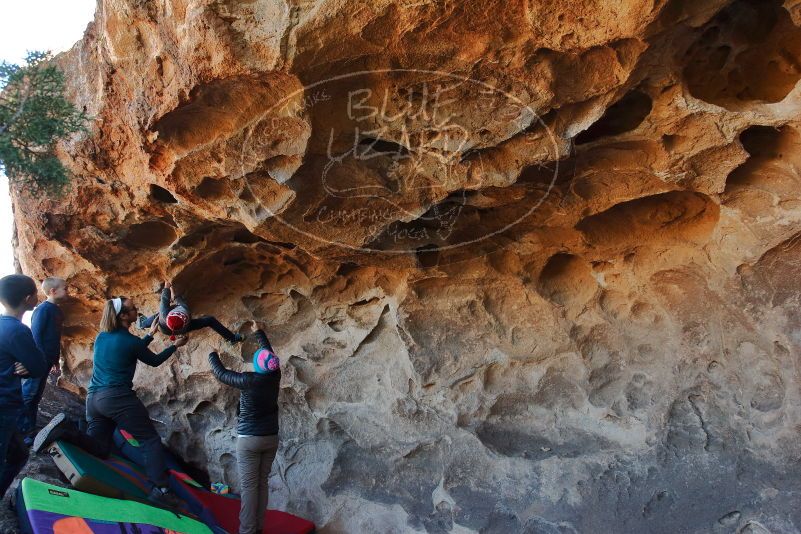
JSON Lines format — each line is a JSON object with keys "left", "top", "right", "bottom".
{"left": 99, "top": 297, "right": 126, "bottom": 332}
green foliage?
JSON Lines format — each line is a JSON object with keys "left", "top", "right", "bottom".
{"left": 0, "top": 51, "right": 89, "bottom": 196}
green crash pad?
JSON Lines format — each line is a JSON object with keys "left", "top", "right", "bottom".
{"left": 18, "top": 477, "right": 212, "bottom": 533}
{"left": 48, "top": 440, "right": 151, "bottom": 501}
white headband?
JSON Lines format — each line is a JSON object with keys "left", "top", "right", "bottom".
{"left": 112, "top": 297, "right": 123, "bottom": 315}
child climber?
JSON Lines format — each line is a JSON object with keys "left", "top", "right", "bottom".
{"left": 208, "top": 329, "right": 281, "bottom": 534}
{"left": 139, "top": 281, "right": 245, "bottom": 343}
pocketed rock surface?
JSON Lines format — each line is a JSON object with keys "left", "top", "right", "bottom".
{"left": 10, "top": 0, "right": 801, "bottom": 532}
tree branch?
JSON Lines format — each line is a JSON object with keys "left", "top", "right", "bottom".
{"left": 0, "top": 83, "right": 32, "bottom": 136}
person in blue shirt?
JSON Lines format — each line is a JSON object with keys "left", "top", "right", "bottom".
{"left": 18, "top": 277, "right": 68, "bottom": 445}
{"left": 33, "top": 295, "right": 188, "bottom": 508}
{"left": 0, "top": 274, "right": 49, "bottom": 498}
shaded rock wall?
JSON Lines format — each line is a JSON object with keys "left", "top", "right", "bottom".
{"left": 11, "top": 0, "right": 801, "bottom": 531}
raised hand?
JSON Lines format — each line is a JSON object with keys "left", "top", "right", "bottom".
{"left": 173, "top": 335, "right": 188, "bottom": 348}
{"left": 164, "top": 280, "right": 175, "bottom": 300}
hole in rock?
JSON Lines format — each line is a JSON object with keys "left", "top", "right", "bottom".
{"left": 683, "top": 0, "right": 801, "bottom": 107}
{"left": 195, "top": 176, "right": 229, "bottom": 199}
{"left": 574, "top": 90, "right": 652, "bottom": 145}
{"left": 176, "top": 224, "right": 217, "bottom": 248}
{"left": 176, "top": 228, "right": 211, "bottom": 248}
{"left": 232, "top": 228, "right": 262, "bottom": 244}
{"left": 358, "top": 137, "right": 410, "bottom": 157}
{"left": 149, "top": 184, "right": 178, "bottom": 203}
{"left": 738, "top": 125, "right": 783, "bottom": 158}
{"left": 416, "top": 244, "right": 440, "bottom": 268}
{"left": 336, "top": 262, "right": 360, "bottom": 276}
{"left": 662, "top": 134, "right": 680, "bottom": 151}
{"left": 724, "top": 125, "right": 801, "bottom": 198}
{"left": 123, "top": 220, "right": 177, "bottom": 249}
{"left": 353, "top": 297, "right": 380, "bottom": 307}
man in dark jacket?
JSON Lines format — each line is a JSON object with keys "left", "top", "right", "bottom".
{"left": 208, "top": 329, "right": 280, "bottom": 534}
{"left": 0, "top": 274, "right": 49, "bottom": 497}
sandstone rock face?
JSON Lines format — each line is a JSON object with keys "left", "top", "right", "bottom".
{"left": 11, "top": 0, "right": 801, "bottom": 532}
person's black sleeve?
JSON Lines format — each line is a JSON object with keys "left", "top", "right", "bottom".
{"left": 254, "top": 329, "right": 275, "bottom": 353}
{"left": 12, "top": 328, "right": 49, "bottom": 378}
{"left": 135, "top": 337, "right": 176, "bottom": 367}
{"left": 208, "top": 352, "right": 255, "bottom": 389}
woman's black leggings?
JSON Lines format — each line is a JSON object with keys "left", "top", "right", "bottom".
{"left": 85, "top": 387, "right": 168, "bottom": 488}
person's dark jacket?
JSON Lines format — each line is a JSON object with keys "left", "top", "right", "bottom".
{"left": 0, "top": 316, "right": 49, "bottom": 414}
{"left": 208, "top": 330, "right": 280, "bottom": 436}
{"left": 31, "top": 300, "right": 63, "bottom": 366}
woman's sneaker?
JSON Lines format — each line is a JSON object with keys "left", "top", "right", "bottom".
{"left": 148, "top": 486, "right": 184, "bottom": 510}
{"left": 32, "top": 413, "right": 69, "bottom": 454}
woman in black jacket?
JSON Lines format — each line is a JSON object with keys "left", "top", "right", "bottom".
{"left": 208, "top": 329, "right": 281, "bottom": 534}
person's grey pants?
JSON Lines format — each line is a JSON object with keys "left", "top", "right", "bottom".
{"left": 237, "top": 434, "right": 279, "bottom": 534}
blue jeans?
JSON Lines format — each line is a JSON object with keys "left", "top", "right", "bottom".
{"left": 18, "top": 375, "right": 48, "bottom": 435}
{"left": 0, "top": 411, "right": 28, "bottom": 498}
